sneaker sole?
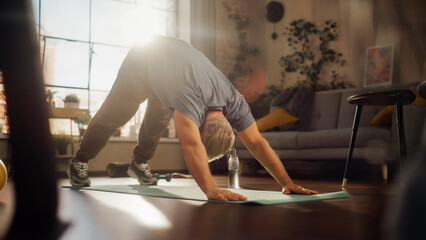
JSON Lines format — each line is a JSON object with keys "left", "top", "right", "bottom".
{"left": 127, "top": 168, "right": 157, "bottom": 186}
{"left": 67, "top": 164, "right": 91, "bottom": 187}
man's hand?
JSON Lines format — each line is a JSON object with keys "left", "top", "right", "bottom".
{"left": 238, "top": 123, "right": 319, "bottom": 195}
{"left": 205, "top": 188, "right": 248, "bottom": 201}
{"left": 282, "top": 182, "right": 318, "bottom": 195}
{"left": 174, "top": 110, "right": 247, "bottom": 202}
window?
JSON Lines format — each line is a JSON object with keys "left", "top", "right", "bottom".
{"left": 31, "top": 0, "right": 177, "bottom": 137}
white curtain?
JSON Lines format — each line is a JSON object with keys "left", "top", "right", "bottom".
{"left": 190, "top": 0, "right": 216, "bottom": 63}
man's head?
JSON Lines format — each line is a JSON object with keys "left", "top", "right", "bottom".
{"left": 200, "top": 111, "right": 235, "bottom": 161}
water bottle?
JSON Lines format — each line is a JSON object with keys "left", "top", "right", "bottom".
{"left": 228, "top": 148, "right": 240, "bottom": 188}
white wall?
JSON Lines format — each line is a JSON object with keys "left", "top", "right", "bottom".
{"left": 66, "top": 138, "right": 187, "bottom": 173}
{"left": 0, "top": 137, "right": 186, "bottom": 174}
{"left": 250, "top": 0, "right": 424, "bottom": 89}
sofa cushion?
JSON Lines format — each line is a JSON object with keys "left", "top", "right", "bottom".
{"left": 271, "top": 87, "right": 314, "bottom": 131}
{"left": 307, "top": 91, "right": 342, "bottom": 130}
{"left": 262, "top": 131, "right": 302, "bottom": 149}
{"left": 256, "top": 108, "right": 299, "bottom": 132}
{"left": 337, "top": 89, "right": 384, "bottom": 129}
{"left": 233, "top": 131, "right": 302, "bottom": 150}
{"left": 238, "top": 147, "right": 391, "bottom": 161}
{"left": 297, "top": 127, "right": 390, "bottom": 149}
{"left": 370, "top": 106, "right": 393, "bottom": 127}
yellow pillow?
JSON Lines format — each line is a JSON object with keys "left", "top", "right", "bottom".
{"left": 410, "top": 86, "right": 426, "bottom": 106}
{"left": 370, "top": 105, "right": 394, "bottom": 127}
{"left": 370, "top": 86, "right": 426, "bottom": 127}
{"left": 256, "top": 108, "right": 299, "bottom": 132}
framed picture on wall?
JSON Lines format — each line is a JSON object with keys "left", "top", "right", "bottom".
{"left": 363, "top": 45, "right": 394, "bottom": 87}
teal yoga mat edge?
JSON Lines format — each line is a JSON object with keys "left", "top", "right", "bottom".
{"left": 208, "top": 190, "right": 349, "bottom": 205}
{"left": 62, "top": 185, "right": 349, "bottom": 205}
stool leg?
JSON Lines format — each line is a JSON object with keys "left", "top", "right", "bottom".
{"left": 395, "top": 96, "right": 407, "bottom": 170}
{"left": 381, "top": 163, "right": 388, "bottom": 182}
{"left": 342, "top": 105, "right": 363, "bottom": 189}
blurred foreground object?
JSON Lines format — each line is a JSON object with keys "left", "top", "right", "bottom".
{"left": 0, "top": 159, "right": 7, "bottom": 192}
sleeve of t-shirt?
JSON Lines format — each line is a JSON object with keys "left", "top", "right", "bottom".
{"left": 225, "top": 93, "right": 255, "bottom": 132}
{"left": 168, "top": 91, "right": 205, "bottom": 127}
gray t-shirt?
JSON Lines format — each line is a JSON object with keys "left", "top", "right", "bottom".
{"left": 130, "top": 36, "right": 254, "bottom": 132}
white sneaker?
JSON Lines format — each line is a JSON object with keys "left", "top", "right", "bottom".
{"left": 127, "top": 161, "right": 158, "bottom": 185}
{"left": 67, "top": 159, "right": 91, "bottom": 187}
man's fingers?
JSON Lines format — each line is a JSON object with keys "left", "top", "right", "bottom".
{"left": 282, "top": 187, "right": 291, "bottom": 195}
{"left": 224, "top": 191, "right": 247, "bottom": 201}
{"left": 306, "top": 189, "right": 318, "bottom": 195}
{"left": 218, "top": 196, "right": 228, "bottom": 202}
{"left": 282, "top": 185, "right": 318, "bottom": 195}
{"left": 209, "top": 189, "right": 247, "bottom": 201}
{"left": 299, "top": 187, "right": 318, "bottom": 195}
{"left": 235, "top": 193, "right": 247, "bottom": 201}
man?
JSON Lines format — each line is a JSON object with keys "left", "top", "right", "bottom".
{"left": 67, "top": 36, "right": 317, "bottom": 201}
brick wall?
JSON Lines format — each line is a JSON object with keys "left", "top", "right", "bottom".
{"left": 215, "top": 0, "right": 250, "bottom": 82}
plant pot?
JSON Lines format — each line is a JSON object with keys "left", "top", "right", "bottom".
{"left": 64, "top": 102, "right": 79, "bottom": 109}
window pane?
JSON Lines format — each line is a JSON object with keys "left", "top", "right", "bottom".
{"left": 164, "top": 12, "right": 177, "bottom": 36}
{"left": 89, "top": 91, "right": 147, "bottom": 139}
{"left": 43, "top": 38, "right": 89, "bottom": 88}
{"left": 90, "top": 45, "right": 129, "bottom": 91}
{"left": 91, "top": 0, "right": 135, "bottom": 46}
{"left": 92, "top": 0, "right": 176, "bottom": 46}
{"left": 137, "top": 0, "right": 176, "bottom": 11}
{"left": 132, "top": 6, "right": 176, "bottom": 38}
{"left": 46, "top": 87, "right": 88, "bottom": 109}
{"left": 40, "top": 0, "right": 89, "bottom": 41}
{"left": 32, "top": 0, "right": 40, "bottom": 29}
{"left": 89, "top": 90, "right": 108, "bottom": 112}
{"left": 37, "top": 0, "right": 177, "bottom": 139}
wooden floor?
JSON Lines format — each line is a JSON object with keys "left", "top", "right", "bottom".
{"left": 0, "top": 175, "right": 397, "bottom": 240}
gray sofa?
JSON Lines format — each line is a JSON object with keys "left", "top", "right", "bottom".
{"left": 233, "top": 82, "right": 425, "bottom": 176}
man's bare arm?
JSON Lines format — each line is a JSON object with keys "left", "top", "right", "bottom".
{"left": 173, "top": 110, "right": 247, "bottom": 201}
{"left": 238, "top": 122, "right": 318, "bottom": 195}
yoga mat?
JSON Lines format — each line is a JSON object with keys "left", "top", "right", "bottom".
{"left": 63, "top": 184, "right": 348, "bottom": 205}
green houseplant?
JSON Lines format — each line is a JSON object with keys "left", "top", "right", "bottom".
{"left": 279, "top": 19, "right": 353, "bottom": 91}
{"left": 45, "top": 90, "right": 57, "bottom": 107}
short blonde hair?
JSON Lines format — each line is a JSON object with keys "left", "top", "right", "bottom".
{"left": 200, "top": 115, "right": 235, "bottom": 161}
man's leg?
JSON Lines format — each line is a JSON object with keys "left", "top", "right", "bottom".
{"left": 132, "top": 95, "right": 171, "bottom": 164}
{"left": 75, "top": 89, "right": 145, "bottom": 163}
{"left": 68, "top": 50, "right": 149, "bottom": 187}
{"left": 75, "top": 54, "right": 149, "bottom": 163}
{"left": 127, "top": 95, "right": 170, "bottom": 185}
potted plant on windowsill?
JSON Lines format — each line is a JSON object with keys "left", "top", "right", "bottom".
{"left": 63, "top": 94, "right": 80, "bottom": 109}
{"left": 45, "top": 90, "right": 57, "bottom": 108}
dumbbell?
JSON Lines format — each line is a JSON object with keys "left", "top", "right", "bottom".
{"left": 153, "top": 173, "right": 172, "bottom": 182}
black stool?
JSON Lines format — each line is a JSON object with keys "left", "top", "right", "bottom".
{"left": 342, "top": 89, "right": 416, "bottom": 189}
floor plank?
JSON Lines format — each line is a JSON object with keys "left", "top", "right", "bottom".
{"left": 0, "top": 175, "right": 394, "bottom": 240}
